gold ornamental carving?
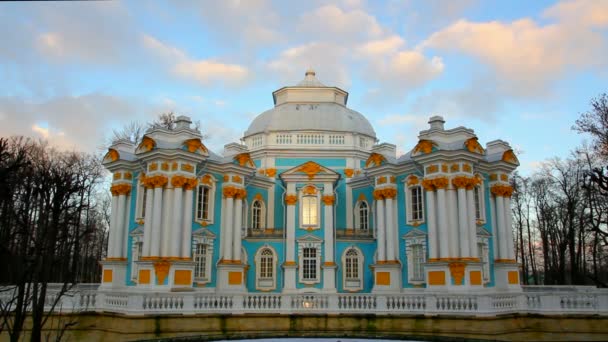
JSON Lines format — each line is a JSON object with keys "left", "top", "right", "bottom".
{"left": 357, "top": 193, "right": 367, "bottom": 201}
{"left": 462, "top": 164, "right": 472, "bottom": 173}
{"left": 490, "top": 184, "right": 513, "bottom": 197}
{"left": 124, "top": 172, "right": 132, "bottom": 180}
{"left": 223, "top": 186, "right": 237, "bottom": 198}
{"left": 302, "top": 185, "right": 317, "bottom": 195}
{"left": 233, "top": 152, "right": 255, "bottom": 167}
{"left": 232, "top": 175, "right": 242, "bottom": 183}
{"left": 113, "top": 172, "right": 122, "bottom": 180}
{"left": 285, "top": 194, "right": 298, "bottom": 205}
{"left": 413, "top": 139, "right": 436, "bottom": 154}
{"left": 298, "top": 161, "right": 323, "bottom": 180}
{"left": 452, "top": 176, "right": 480, "bottom": 190}
{"left": 200, "top": 174, "right": 213, "bottom": 185}
{"left": 254, "top": 193, "right": 263, "bottom": 201}
{"left": 110, "top": 184, "right": 132, "bottom": 196}
{"left": 184, "top": 178, "right": 198, "bottom": 190}
{"left": 450, "top": 164, "right": 460, "bottom": 172}
{"left": 407, "top": 175, "right": 419, "bottom": 186}
{"left": 154, "top": 261, "right": 170, "bottom": 285}
{"left": 426, "top": 165, "right": 438, "bottom": 174}
{"left": 322, "top": 195, "right": 335, "bottom": 205}
{"left": 365, "top": 153, "right": 386, "bottom": 168}
{"left": 181, "top": 164, "right": 194, "bottom": 173}
{"left": 449, "top": 262, "right": 466, "bottom": 285}
{"left": 377, "top": 176, "right": 387, "bottom": 185}
{"left": 421, "top": 179, "right": 435, "bottom": 191}
{"left": 390, "top": 176, "right": 396, "bottom": 183}
{"left": 103, "top": 148, "right": 120, "bottom": 163}
{"left": 143, "top": 175, "right": 168, "bottom": 189}
{"left": 441, "top": 164, "right": 448, "bottom": 173}
{"left": 183, "top": 138, "right": 207, "bottom": 154}
{"left": 489, "top": 173, "right": 498, "bottom": 181}
{"left": 464, "top": 137, "right": 485, "bottom": 154}
{"left": 138, "top": 136, "right": 156, "bottom": 153}
{"left": 234, "top": 188, "right": 247, "bottom": 199}
{"left": 502, "top": 149, "right": 518, "bottom": 164}
{"left": 161, "top": 162, "right": 169, "bottom": 171}
{"left": 500, "top": 174, "right": 508, "bottom": 182}
{"left": 373, "top": 188, "right": 397, "bottom": 200}
{"left": 223, "top": 174, "right": 229, "bottom": 182}
{"left": 265, "top": 168, "right": 277, "bottom": 177}
{"left": 344, "top": 168, "right": 354, "bottom": 178}
{"left": 171, "top": 162, "right": 178, "bottom": 171}
{"left": 171, "top": 175, "right": 188, "bottom": 188}
{"left": 149, "top": 163, "right": 158, "bottom": 171}
{"left": 432, "top": 177, "right": 449, "bottom": 189}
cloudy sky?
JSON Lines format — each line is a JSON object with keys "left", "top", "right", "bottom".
{"left": 1, "top": 0, "right": 607, "bottom": 174}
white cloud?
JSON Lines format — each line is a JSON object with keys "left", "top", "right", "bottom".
{"left": 422, "top": 1, "right": 608, "bottom": 97}
{"left": 31, "top": 124, "right": 49, "bottom": 139}
{"left": 297, "top": 5, "right": 385, "bottom": 43}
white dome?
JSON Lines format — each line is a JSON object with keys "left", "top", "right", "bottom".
{"left": 244, "top": 70, "right": 376, "bottom": 139}
{"left": 244, "top": 102, "right": 376, "bottom": 138}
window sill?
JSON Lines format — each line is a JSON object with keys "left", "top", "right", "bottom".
{"left": 195, "top": 219, "right": 214, "bottom": 227}
{"left": 407, "top": 220, "right": 425, "bottom": 227}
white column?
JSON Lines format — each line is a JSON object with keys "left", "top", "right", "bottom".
{"left": 467, "top": 188, "right": 478, "bottom": 258}
{"left": 171, "top": 185, "right": 183, "bottom": 257}
{"left": 490, "top": 193, "right": 498, "bottom": 260}
{"left": 161, "top": 187, "right": 174, "bottom": 257}
{"left": 495, "top": 195, "right": 507, "bottom": 260}
{"left": 181, "top": 187, "right": 194, "bottom": 259}
{"left": 385, "top": 196, "right": 395, "bottom": 261}
{"left": 436, "top": 188, "right": 449, "bottom": 259}
{"left": 376, "top": 197, "right": 386, "bottom": 262}
{"left": 426, "top": 189, "right": 438, "bottom": 259}
{"left": 323, "top": 184, "right": 334, "bottom": 263}
{"left": 107, "top": 194, "right": 119, "bottom": 258}
{"left": 223, "top": 195, "right": 234, "bottom": 261}
{"left": 142, "top": 187, "right": 154, "bottom": 257}
{"left": 122, "top": 194, "right": 131, "bottom": 259}
{"left": 113, "top": 194, "right": 127, "bottom": 258}
{"left": 457, "top": 187, "right": 469, "bottom": 258}
{"left": 285, "top": 183, "right": 296, "bottom": 263}
{"left": 233, "top": 196, "right": 243, "bottom": 262}
{"left": 151, "top": 186, "right": 163, "bottom": 257}
{"left": 346, "top": 184, "right": 353, "bottom": 229}
{"left": 447, "top": 188, "right": 458, "bottom": 258}
{"left": 267, "top": 184, "right": 275, "bottom": 229}
{"left": 504, "top": 196, "right": 515, "bottom": 260}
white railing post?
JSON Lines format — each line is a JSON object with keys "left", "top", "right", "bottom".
{"left": 280, "top": 294, "right": 292, "bottom": 312}
{"left": 376, "top": 295, "right": 387, "bottom": 313}
{"left": 129, "top": 293, "right": 144, "bottom": 314}
{"left": 328, "top": 295, "right": 339, "bottom": 313}
{"left": 599, "top": 292, "right": 608, "bottom": 314}
{"left": 233, "top": 294, "right": 244, "bottom": 313}
{"left": 540, "top": 293, "right": 561, "bottom": 313}
{"left": 476, "top": 294, "right": 492, "bottom": 315}
{"left": 183, "top": 293, "right": 195, "bottom": 313}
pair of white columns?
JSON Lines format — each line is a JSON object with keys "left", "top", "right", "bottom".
{"left": 422, "top": 180, "right": 449, "bottom": 259}
{"left": 142, "top": 176, "right": 197, "bottom": 259}
{"left": 374, "top": 188, "right": 397, "bottom": 262}
{"left": 493, "top": 188, "right": 515, "bottom": 260}
{"left": 454, "top": 185, "right": 479, "bottom": 259}
{"left": 221, "top": 187, "right": 245, "bottom": 262}
{"left": 107, "top": 184, "right": 131, "bottom": 259}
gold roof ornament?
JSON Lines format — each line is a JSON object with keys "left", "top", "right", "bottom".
{"left": 365, "top": 153, "right": 386, "bottom": 168}
{"left": 502, "top": 149, "right": 519, "bottom": 165}
{"left": 413, "top": 139, "right": 436, "bottom": 155}
{"left": 103, "top": 148, "right": 120, "bottom": 163}
{"left": 137, "top": 136, "right": 156, "bottom": 153}
{"left": 464, "top": 137, "right": 485, "bottom": 154}
{"left": 233, "top": 152, "right": 255, "bottom": 168}
{"left": 183, "top": 138, "right": 208, "bottom": 154}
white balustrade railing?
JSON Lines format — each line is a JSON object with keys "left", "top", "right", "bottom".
{"left": 2, "top": 284, "right": 608, "bottom": 317}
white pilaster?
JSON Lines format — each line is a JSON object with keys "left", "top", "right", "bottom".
{"left": 376, "top": 198, "right": 386, "bottom": 262}
{"left": 447, "top": 188, "right": 458, "bottom": 258}
{"left": 107, "top": 194, "right": 119, "bottom": 258}
{"left": 457, "top": 187, "right": 469, "bottom": 258}
{"left": 181, "top": 188, "right": 194, "bottom": 259}
{"left": 504, "top": 196, "right": 515, "bottom": 260}
{"left": 151, "top": 186, "right": 163, "bottom": 257}
{"left": 267, "top": 183, "right": 275, "bottom": 228}
{"left": 122, "top": 193, "right": 131, "bottom": 259}
{"left": 385, "top": 196, "right": 395, "bottom": 261}
{"left": 323, "top": 183, "right": 336, "bottom": 292}
{"left": 495, "top": 195, "right": 506, "bottom": 260}
{"left": 171, "top": 186, "right": 183, "bottom": 257}
{"left": 284, "top": 183, "right": 297, "bottom": 292}
{"left": 426, "top": 190, "right": 438, "bottom": 259}
{"left": 223, "top": 196, "right": 234, "bottom": 261}
{"left": 436, "top": 188, "right": 449, "bottom": 259}
{"left": 142, "top": 187, "right": 154, "bottom": 257}
{"left": 467, "top": 189, "right": 478, "bottom": 258}
{"left": 233, "top": 196, "right": 243, "bottom": 262}
{"left": 113, "top": 194, "right": 127, "bottom": 258}
{"left": 161, "top": 187, "right": 174, "bottom": 257}
{"left": 346, "top": 184, "right": 353, "bottom": 229}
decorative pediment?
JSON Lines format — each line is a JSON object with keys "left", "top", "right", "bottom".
{"left": 129, "top": 226, "right": 144, "bottom": 236}
{"left": 103, "top": 148, "right": 120, "bottom": 163}
{"left": 502, "top": 149, "right": 519, "bottom": 165}
{"left": 280, "top": 161, "right": 339, "bottom": 181}
{"left": 296, "top": 234, "right": 324, "bottom": 244}
{"left": 464, "top": 137, "right": 485, "bottom": 154}
{"left": 477, "top": 227, "right": 492, "bottom": 237}
{"left": 412, "top": 139, "right": 437, "bottom": 156}
{"left": 402, "top": 228, "right": 427, "bottom": 239}
{"left": 233, "top": 152, "right": 255, "bottom": 168}
{"left": 365, "top": 153, "right": 386, "bottom": 168}
{"left": 183, "top": 138, "right": 208, "bottom": 155}
{"left": 136, "top": 136, "right": 156, "bottom": 153}
{"left": 192, "top": 227, "right": 217, "bottom": 240}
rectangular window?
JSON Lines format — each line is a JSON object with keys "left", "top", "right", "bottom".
{"left": 195, "top": 243, "right": 208, "bottom": 280}
{"left": 412, "top": 244, "right": 424, "bottom": 281}
{"left": 197, "top": 186, "right": 210, "bottom": 220}
{"left": 346, "top": 257, "right": 357, "bottom": 279}
{"left": 302, "top": 247, "right": 317, "bottom": 280}
{"left": 141, "top": 188, "right": 147, "bottom": 218}
{"left": 474, "top": 186, "right": 482, "bottom": 220}
{"left": 411, "top": 186, "right": 423, "bottom": 221}
{"left": 302, "top": 196, "right": 318, "bottom": 226}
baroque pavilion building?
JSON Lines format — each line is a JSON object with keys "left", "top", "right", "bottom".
{"left": 100, "top": 70, "right": 521, "bottom": 295}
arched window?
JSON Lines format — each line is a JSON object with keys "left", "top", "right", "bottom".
{"left": 355, "top": 201, "right": 369, "bottom": 231}
{"left": 252, "top": 200, "right": 264, "bottom": 230}
{"left": 342, "top": 247, "right": 363, "bottom": 291}
{"left": 300, "top": 185, "right": 320, "bottom": 228}
{"left": 196, "top": 175, "right": 216, "bottom": 223}
{"left": 255, "top": 246, "right": 276, "bottom": 290}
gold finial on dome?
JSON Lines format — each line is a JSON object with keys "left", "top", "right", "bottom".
{"left": 305, "top": 68, "right": 316, "bottom": 76}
